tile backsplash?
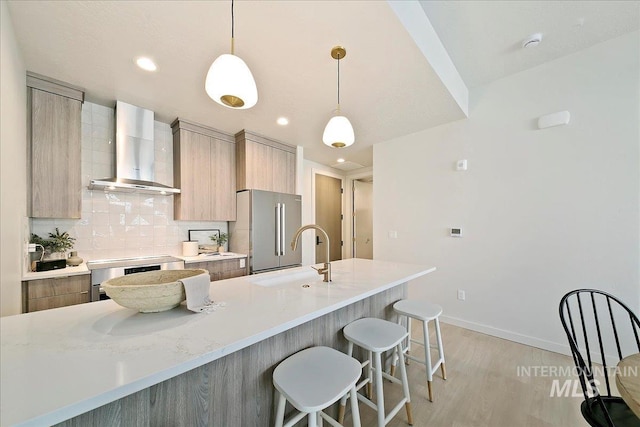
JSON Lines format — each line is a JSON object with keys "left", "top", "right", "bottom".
{"left": 30, "top": 102, "right": 227, "bottom": 261}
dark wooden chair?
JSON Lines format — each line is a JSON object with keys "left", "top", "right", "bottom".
{"left": 559, "top": 289, "right": 640, "bottom": 427}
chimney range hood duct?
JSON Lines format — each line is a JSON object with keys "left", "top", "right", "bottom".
{"left": 89, "top": 101, "right": 180, "bottom": 195}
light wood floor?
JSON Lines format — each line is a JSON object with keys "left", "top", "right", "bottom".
{"left": 345, "top": 322, "right": 587, "bottom": 427}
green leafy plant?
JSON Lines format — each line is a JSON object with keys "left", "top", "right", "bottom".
{"left": 210, "top": 232, "right": 228, "bottom": 246}
{"left": 30, "top": 228, "right": 75, "bottom": 253}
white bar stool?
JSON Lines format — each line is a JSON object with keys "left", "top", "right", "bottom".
{"left": 392, "top": 299, "right": 446, "bottom": 402}
{"left": 273, "top": 346, "right": 362, "bottom": 427}
{"left": 338, "top": 317, "right": 413, "bottom": 427}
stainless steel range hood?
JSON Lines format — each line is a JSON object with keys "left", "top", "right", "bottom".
{"left": 89, "top": 101, "right": 180, "bottom": 195}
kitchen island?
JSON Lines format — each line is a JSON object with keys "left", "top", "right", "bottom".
{"left": 1, "top": 259, "right": 435, "bottom": 426}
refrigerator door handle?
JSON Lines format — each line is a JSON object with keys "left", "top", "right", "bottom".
{"left": 275, "top": 203, "right": 281, "bottom": 256}
{"left": 281, "top": 203, "right": 286, "bottom": 256}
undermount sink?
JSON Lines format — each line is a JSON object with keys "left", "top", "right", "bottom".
{"left": 251, "top": 269, "right": 321, "bottom": 287}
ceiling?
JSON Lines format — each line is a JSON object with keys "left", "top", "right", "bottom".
{"left": 7, "top": 1, "right": 639, "bottom": 169}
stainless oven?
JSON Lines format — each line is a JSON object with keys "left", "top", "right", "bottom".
{"left": 87, "top": 256, "right": 185, "bottom": 302}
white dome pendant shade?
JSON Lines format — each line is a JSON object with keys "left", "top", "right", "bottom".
{"left": 323, "top": 114, "right": 354, "bottom": 148}
{"left": 204, "top": 0, "right": 258, "bottom": 110}
{"left": 205, "top": 53, "right": 257, "bottom": 109}
{"left": 323, "top": 46, "right": 354, "bottom": 148}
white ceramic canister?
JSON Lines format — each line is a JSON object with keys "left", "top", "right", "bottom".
{"left": 182, "top": 241, "right": 199, "bottom": 257}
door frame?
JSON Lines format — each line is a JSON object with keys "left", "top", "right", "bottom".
{"left": 344, "top": 167, "right": 373, "bottom": 259}
{"left": 311, "top": 168, "right": 345, "bottom": 261}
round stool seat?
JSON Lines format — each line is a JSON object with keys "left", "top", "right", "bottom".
{"left": 393, "top": 299, "right": 442, "bottom": 321}
{"left": 343, "top": 317, "right": 408, "bottom": 352}
{"left": 273, "top": 346, "right": 362, "bottom": 413}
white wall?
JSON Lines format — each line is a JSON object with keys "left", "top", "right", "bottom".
{"left": 0, "top": 1, "right": 27, "bottom": 317}
{"left": 374, "top": 32, "right": 640, "bottom": 354}
{"left": 31, "top": 102, "right": 228, "bottom": 262}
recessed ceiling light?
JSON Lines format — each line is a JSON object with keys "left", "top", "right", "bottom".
{"left": 277, "top": 117, "right": 289, "bottom": 126}
{"left": 522, "top": 33, "right": 542, "bottom": 48}
{"left": 337, "top": 158, "right": 345, "bottom": 163}
{"left": 136, "top": 57, "right": 157, "bottom": 72}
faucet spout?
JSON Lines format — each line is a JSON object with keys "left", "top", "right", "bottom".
{"left": 291, "top": 224, "right": 332, "bottom": 282}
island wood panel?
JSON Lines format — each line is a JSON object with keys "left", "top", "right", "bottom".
{"left": 55, "top": 283, "right": 407, "bottom": 427}
{"left": 29, "top": 88, "right": 82, "bottom": 218}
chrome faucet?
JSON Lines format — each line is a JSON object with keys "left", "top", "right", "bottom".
{"left": 291, "top": 224, "right": 332, "bottom": 282}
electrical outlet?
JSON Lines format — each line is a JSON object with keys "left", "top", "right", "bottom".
{"left": 239, "top": 258, "right": 246, "bottom": 269}
{"left": 457, "top": 289, "right": 466, "bottom": 301}
{"left": 388, "top": 231, "right": 398, "bottom": 239}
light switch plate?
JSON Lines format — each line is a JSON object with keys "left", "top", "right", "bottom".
{"left": 240, "top": 258, "right": 246, "bottom": 269}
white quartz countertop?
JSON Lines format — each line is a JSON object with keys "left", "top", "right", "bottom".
{"left": 1, "top": 259, "right": 435, "bottom": 427}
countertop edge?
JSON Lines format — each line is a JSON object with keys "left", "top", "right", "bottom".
{"left": 19, "top": 266, "right": 436, "bottom": 427}
{"left": 4, "top": 260, "right": 436, "bottom": 426}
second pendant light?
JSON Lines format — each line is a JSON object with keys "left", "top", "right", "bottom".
{"left": 323, "top": 46, "right": 355, "bottom": 148}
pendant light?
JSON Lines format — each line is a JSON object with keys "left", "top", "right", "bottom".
{"left": 205, "top": 0, "right": 258, "bottom": 109}
{"left": 323, "top": 46, "right": 354, "bottom": 148}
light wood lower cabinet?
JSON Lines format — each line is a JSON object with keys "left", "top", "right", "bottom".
{"left": 23, "top": 275, "right": 91, "bottom": 313}
{"left": 188, "top": 258, "right": 248, "bottom": 282}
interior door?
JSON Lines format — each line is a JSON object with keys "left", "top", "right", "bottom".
{"left": 315, "top": 174, "right": 342, "bottom": 263}
{"left": 353, "top": 179, "right": 373, "bottom": 259}
{"left": 251, "top": 190, "right": 280, "bottom": 272}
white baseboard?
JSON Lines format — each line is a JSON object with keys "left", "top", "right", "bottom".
{"left": 439, "top": 314, "right": 572, "bottom": 357}
{"left": 438, "top": 315, "right": 622, "bottom": 370}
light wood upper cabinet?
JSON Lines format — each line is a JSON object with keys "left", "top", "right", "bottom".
{"left": 235, "top": 130, "right": 296, "bottom": 194}
{"left": 27, "top": 72, "right": 84, "bottom": 219}
{"left": 172, "top": 119, "right": 236, "bottom": 221}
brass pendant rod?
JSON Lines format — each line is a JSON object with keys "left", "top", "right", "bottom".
{"left": 230, "top": 0, "right": 235, "bottom": 54}
{"left": 337, "top": 54, "right": 340, "bottom": 109}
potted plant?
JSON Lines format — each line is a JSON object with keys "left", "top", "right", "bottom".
{"left": 30, "top": 228, "right": 76, "bottom": 260}
{"left": 210, "top": 232, "right": 228, "bottom": 253}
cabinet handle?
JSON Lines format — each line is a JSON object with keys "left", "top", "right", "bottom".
{"left": 80, "top": 291, "right": 89, "bottom": 295}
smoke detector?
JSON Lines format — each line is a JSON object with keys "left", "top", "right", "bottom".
{"left": 522, "top": 33, "right": 543, "bottom": 48}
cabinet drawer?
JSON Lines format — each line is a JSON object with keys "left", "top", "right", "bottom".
{"left": 186, "top": 259, "right": 248, "bottom": 282}
{"left": 26, "top": 275, "right": 90, "bottom": 299}
{"left": 28, "top": 293, "right": 90, "bottom": 312}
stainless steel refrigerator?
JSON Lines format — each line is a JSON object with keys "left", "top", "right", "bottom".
{"left": 229, "top": 190, "right": 302, "bottom": 274}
